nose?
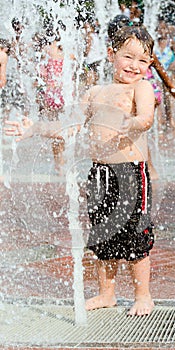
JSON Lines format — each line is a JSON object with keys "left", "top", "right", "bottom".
{"left": 129, "top": 59, "right": 140, "bottom": 71}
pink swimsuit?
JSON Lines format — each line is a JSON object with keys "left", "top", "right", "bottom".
{"left": 44, "top": 57, "right": 64, "bottom": 110}
{"left": 146, "top": 68, "right": 162, "bottom": 105}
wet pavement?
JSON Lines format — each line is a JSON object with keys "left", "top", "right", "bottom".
{"left": 0, "top": 127, "right": 175, "bottom": 349}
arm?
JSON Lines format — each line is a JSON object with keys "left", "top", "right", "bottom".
{"left": 4, "top": 119, "right": 63, "bottom": 142}
{"left": 129, "top": 80, "right": 155, "bottom": 133}
{"left": 4, "top": 118, "right": 33, "bottom": 142}
{"left": 0, "top": 51, "right": 8, "bottom": 88}
{"left": 104, "top": 82, "right": 155, "bottom": 150}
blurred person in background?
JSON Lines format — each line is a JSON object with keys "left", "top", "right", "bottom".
{"left": 130, "top": 0, "right": 142, "bottom": 24}
{"left": 118, "top": 2, "right": 130, "bottom": 19}
{"left": 83, "top": 19, "right": 106, "bottom": 88}
{"left": 154, "top": 17, "right": 175, "bottom": 129}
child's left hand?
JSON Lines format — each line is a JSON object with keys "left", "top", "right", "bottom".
{"left": 118, "top": 114, "right": 133, "bottom": 139}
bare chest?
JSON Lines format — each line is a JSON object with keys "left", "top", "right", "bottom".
{"left": 91, "top": 85, "right": 134, "bottom": 114}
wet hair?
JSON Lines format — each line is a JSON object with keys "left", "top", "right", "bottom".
{"left": 45, "top": 28, "right": 61, "bottom": 43}
{"left": 32, "top": 33, "right": 48, "bottom": 51}
{"left": 0, "top": 38, "right": 11, "bottom": 55}
{"left": 86, "top": 17, "right": 100, "bottom": 33}
{"left": 107, "top": 15, "right": 130, "bottom": 41}
{"left": 45, "top": 20, "right": 66, "bottom": 43}
{"left": 111, "top": 25, "right": 154, "bottom": 56}
{"left": 11, "top": 17, "right": 22, "bottom": 32}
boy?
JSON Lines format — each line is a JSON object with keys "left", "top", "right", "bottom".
{"left": 83, "top": 24, "right": 155, "bottom": 316}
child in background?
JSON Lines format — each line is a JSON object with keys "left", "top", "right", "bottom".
{"left": 83, "top": 20, "right": 106, "bottom": 87}
{"left": 34, "top": 24, "right": 73, "bottom": 171}
{"left": 118, "top": 2, "right": 130, "bottom": 18}
{"left": 83, "top": 24, "right": 155, "bottom": 316}
{"left": 154, "top": 18, "right": 175, "bottom": 128}
{"left": 38, "top": 28, "right": 65, "bottom": 121}
{"left": 130, "top": 0, "right": 142, "bottom": 24}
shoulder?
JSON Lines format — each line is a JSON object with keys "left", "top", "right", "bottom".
{"left": 81, "top": 84, "right": 102, "bottom": 102}
{"left": 89, "top": 84, "right": 103, "bottom": 95}
{"left": 134, "top": 79, "right": 155, "bottom": 107}
{"left": 134, "top": 79, "right": 154, "bottom": 94}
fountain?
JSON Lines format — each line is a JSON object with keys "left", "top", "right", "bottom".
{"left": 0, "top": 0, "right": 175, "bottom": 347}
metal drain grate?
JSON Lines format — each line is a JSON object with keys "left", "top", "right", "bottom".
{"left": 0, "top": 299, "right": 174, "bottom": 348}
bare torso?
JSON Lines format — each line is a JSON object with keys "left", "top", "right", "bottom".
{"left": 84, "top": 82, "right": 149, "bottom": 163}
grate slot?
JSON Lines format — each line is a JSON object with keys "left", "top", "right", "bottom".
{"left": 106, "top": 309, "right": 136, "bottom": 341}
{"left": 121, "top": 316, "right": 150, "bottom": 342}
{"left": 133, "top": 308, "right": 166, "bottom": 342}
{"left": 114, "top": 312, "right": 147, "bottom": 342}
{"left": 87, "top": 309, "right": 116, "bottom": 342}
{"left": 146, "top": 308, "right": 174, "bottom": 343}
{"left": 130, "top": 308, "right": 163, "bottom": 342}
{"left": 156, "top": 309, "right": 175, "bottom": 342}
{"left": 101, "top": 309, "right": 128, "bottom": 340}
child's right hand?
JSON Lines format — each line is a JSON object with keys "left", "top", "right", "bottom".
{"left": 4, "top": 117, "right": 33, "bottom": 142}
{"left": 4, "top": 120, "right": 24, "bottom": 142}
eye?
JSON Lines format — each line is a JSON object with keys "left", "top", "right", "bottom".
{"left": 140, "top": 59, "right": 148, "bottom": 63}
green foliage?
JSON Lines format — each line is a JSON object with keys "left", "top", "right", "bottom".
{"left": 118, "top": 0, "right": 131, "bottom": 7}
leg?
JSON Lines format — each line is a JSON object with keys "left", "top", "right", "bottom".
{"left": 128, "top": 256, "right": 154, "bottom": 316}
{"left": 85, "top": 259, "right": 118, "bottom": 311}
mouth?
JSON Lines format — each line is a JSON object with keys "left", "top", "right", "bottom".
{"left": 124, "top": 70, "right": 140, "bottom": 77}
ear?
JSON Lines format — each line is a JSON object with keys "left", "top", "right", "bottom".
{"left": 107, "top": 46, "right": 114, "bottom": 62}
{"left": 149, "top": 57, "right": 154, "bottom": 67}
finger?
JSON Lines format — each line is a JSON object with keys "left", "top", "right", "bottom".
{"left": 4, "top": 131, "right": 16, "bottom": 135}
{"left": 4, "top": 126, "right": 23, "bottom": 135}
{"left": 16, "top": 137, "right": 22, "bottom": 142}
{"left": 4, "top": 126, "right": 17, "bottom": 131}
{"left": 5, "top": 120, "right": 21, "bottom": 127}
{"left": 16, "top": 124, "right": 22, "bottom": 132}
{"left": 4, "top": 128, "right": 17, "bottom": 134}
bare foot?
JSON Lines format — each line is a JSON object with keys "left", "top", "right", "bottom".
{"left": 85, "top": 294, "right": 116, "bottom": 311}
{"left": 128, "top": 296, "right": 154, "bottom": 316}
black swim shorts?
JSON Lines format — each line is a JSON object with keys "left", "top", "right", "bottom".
{"left": 86, "top": 161, "right": 154, "bottom": 261}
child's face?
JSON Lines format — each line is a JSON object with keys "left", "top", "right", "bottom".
{"left": 108, "top": 37, "right": 153, "bottom": 84}
{"left": 157, "top": 21, "right": 169, "bottom": 40}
